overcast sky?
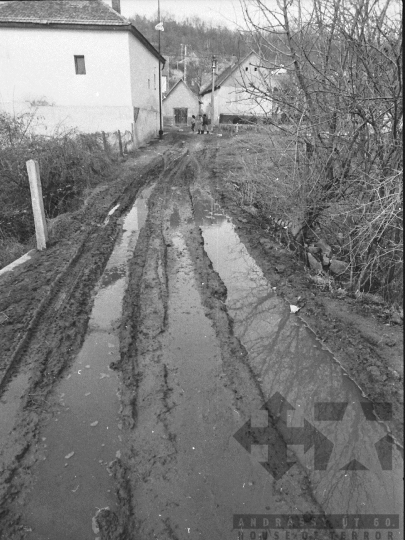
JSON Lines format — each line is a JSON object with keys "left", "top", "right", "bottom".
{"left": 120, "top": 0, "right": 247, "bottom": 28}
{"left": 120, "top": 0, "right": 402, "bottom": 30}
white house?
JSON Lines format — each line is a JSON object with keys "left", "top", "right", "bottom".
{"left": 162, "top": 79, "right": 200, "bottom": 126}
{"left": 0, "top": 0, "right": 165, "bottom": 145}
{"left": 200, "top": 52, "right": 280, "bottom": 124}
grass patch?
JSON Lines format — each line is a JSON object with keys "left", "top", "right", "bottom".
{"left": 0, "top": 111, "right": 114, "bottom": 269}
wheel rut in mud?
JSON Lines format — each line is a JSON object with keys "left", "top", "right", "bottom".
{"left": 0, "top": 146, "right": 185, "bottom": 539}
{"left": 0, "top": 139, "right": 402, "bottom": 540}
{"left": 116, "top": 146, "right": 329, "bottom": 539}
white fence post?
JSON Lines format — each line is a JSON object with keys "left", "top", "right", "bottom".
{"left": 26, "top": 159, "right": 48, "bottom": 250}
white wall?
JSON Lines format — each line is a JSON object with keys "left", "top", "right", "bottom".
{"left": 0, "top": 25, "right": 160, "bottom": 140}
{"left": 0, "top": 27, "right": 131, "bottom": 107}
{"left": 127, "top": 32, "right": 160, "bottom": 141}
{"left": 201, "top": 54, "right": 274, "bottom": 121}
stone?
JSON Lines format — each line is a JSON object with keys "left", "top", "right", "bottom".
{"left": 329, "top": 259, "right": 349, "bottom": 275}
{"left": 307, "top": 252, "right": 322, "bottom": 272}
{"left": 308, "top": 245, "right": 321, "bottom": 255}
{"left": 390, "top": 312, "right": 402, "bottom": 325}
{"left": 275, "top": 265, "right": 286, "bottom": 273}
{"left": 315, "top": 239, "right": 332, "bottom": 256}
{"left": 291, "top": 224, "right": 302, "bottom": 238}
{"left": 244, "top": 206, "right": 258, "bottom": 216}
{"left": 322, "top": 254, "right": 331, "bottom": 266}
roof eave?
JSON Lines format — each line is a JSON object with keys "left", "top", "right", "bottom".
{"left": 199, "top": 84, "right": 221, "bottom": 97}
{"left": 129, "top": 23, "right": 165, "bottom": 64}
{"left": 0, "top": 20, "right": 165, "bottom": 64}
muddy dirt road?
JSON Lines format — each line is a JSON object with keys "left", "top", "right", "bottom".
{"left": 0, "top": 136, "right": 402, "bottom": 539}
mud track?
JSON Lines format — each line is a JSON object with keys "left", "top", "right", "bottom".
{"left": 0, "top": 144, "right": 184, "bottom": 537}
{"left": 0, "top": 136, "right": 402, "bottom": 539}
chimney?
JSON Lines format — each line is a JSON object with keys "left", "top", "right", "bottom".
{"left": 112, "top": 0, "right": 121, "bottom": 13}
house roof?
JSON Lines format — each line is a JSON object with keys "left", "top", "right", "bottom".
{"left": 164, "top": 79, "right": 198, "bottom": 101}
{"left": 0, "top": 0, "right": 127, "bottom": 25}
{"left": 200, "top": 51, "right": 259, "bottom": 96}
{"left": 0, "top": 0, "right": 165, "bottom": 63}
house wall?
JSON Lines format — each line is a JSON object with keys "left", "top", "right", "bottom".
{"left": 127, "top": 32, "right": 160, "bottom": 142}
{"left": 0, "top": 25, "right": 159, "bottom": 141}
{"left": 162, "top": 82, "right": 199, "bottom": 125}
{"left": 200, "top": 53, "right": 273, "bottom": 122}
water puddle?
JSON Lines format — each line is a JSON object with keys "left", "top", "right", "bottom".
{"left": 169, "top": 206, "right": 181, "bottom": 228}
{"left": 0, "top": 370, "right": 30, "bottom": 449}
{"left": 194, "top": 191, "right": 403, "bottom": 534}
{"left": 132, "top": 231, "right": 303, "bottom": 539}
{"left": 18, "top": 184, "right": 155, "bottom": 540}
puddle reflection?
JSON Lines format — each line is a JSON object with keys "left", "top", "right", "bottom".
{"left": 20, "top": 183, "right": 156, "bottom": 539}
{"left": 196, "top": 192, "right": 403, "bottom": 530}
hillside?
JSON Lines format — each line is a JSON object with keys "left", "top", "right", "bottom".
{"left": 130, "top": 14, "right": 249, "bottom": 93}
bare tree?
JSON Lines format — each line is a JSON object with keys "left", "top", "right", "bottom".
{"left": 238, "top": 0, "right": 402, "bottom": 296}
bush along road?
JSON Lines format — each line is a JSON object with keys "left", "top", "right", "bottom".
{"left": 0, "top": 133, "right": 402, "bottom": 539}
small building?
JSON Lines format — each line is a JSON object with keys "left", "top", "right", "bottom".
{"left": 199, "top": 51, "right": 281, "bottom": 124}
{"left": 0, "top": 0, "right": 165, "bottom": 145}
{"left": 163, "top": 79, "right": 200, "bottom": 127}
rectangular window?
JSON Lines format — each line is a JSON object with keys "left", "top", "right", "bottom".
{"left": 74, "top": 55, "right": 86, "bottom": 75}
{"left": 148, "top": 79, "right": 150, "bottom": 89}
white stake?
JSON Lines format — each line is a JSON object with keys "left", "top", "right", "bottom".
{"left": 26, "top": 159, "right": 48, "bottom": 250}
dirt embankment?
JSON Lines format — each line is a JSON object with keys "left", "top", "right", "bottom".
{"left": 208, "top": 136, "right": 403, "bottom": 443}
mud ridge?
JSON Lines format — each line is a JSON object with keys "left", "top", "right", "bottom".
{"left": 111, "top": 151, "right": 190, "bottom": 536}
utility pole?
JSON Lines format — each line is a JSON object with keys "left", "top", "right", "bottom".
{"left": 211, "top": 55, "right": 217, "bottom": 127}
{"left": 184, "top": 44, "right": 187, "bottom": 83}
{"left": 168, "top": 55, "right": 170, "bottom": 84}
{"left": 157, "top": 0, "right": 163, "bottom": 139}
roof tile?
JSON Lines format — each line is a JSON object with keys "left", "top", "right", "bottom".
{"left": 0, "top": 0, "right": 128, "bottom": 25}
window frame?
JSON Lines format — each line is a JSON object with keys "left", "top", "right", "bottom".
{"left": 74, "top": 55, "right": 86, "bottom": 75}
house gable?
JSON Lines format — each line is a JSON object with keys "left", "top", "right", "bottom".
{"left": 200, "top": 52, "right": 262, "bottom": 96}
{"left": 164, "top": 80, "right": 198, "bottom": 102}
{"left": 163, "top": 80, "right": 199, "bottom": 119}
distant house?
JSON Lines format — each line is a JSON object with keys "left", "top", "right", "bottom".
{"left": 0, "top": 0, "right": 165, "bottom": 145}
{"left": 162, "top": 79, "right": 200, "bottom": 126}
{"left": 199, "top": 51, "right": 283, "bottom": 123}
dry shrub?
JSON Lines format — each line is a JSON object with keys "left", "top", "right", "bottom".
{"left": 0, "top": 236, "right": 29, "bottom": 270}
{"left": 223, "top": 128, "right": 403, "bottom": 302}
{"left": 233, "top": 0, "right": 403, "bottom": 302}
{"left": 0, "top": 111, "right": 113, "bottom": 261}
{"left": 225, "top": 129, "right": 310, "bottom": 229}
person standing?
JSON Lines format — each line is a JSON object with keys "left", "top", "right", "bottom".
{"left": 191, "top": 115, "right": 196, "bottom": 133}
{"left": 196, "top": 114, "right": 203, "bottom": 134}
{"left": 202, "top": 114, "right": 209, "bottom": 134}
